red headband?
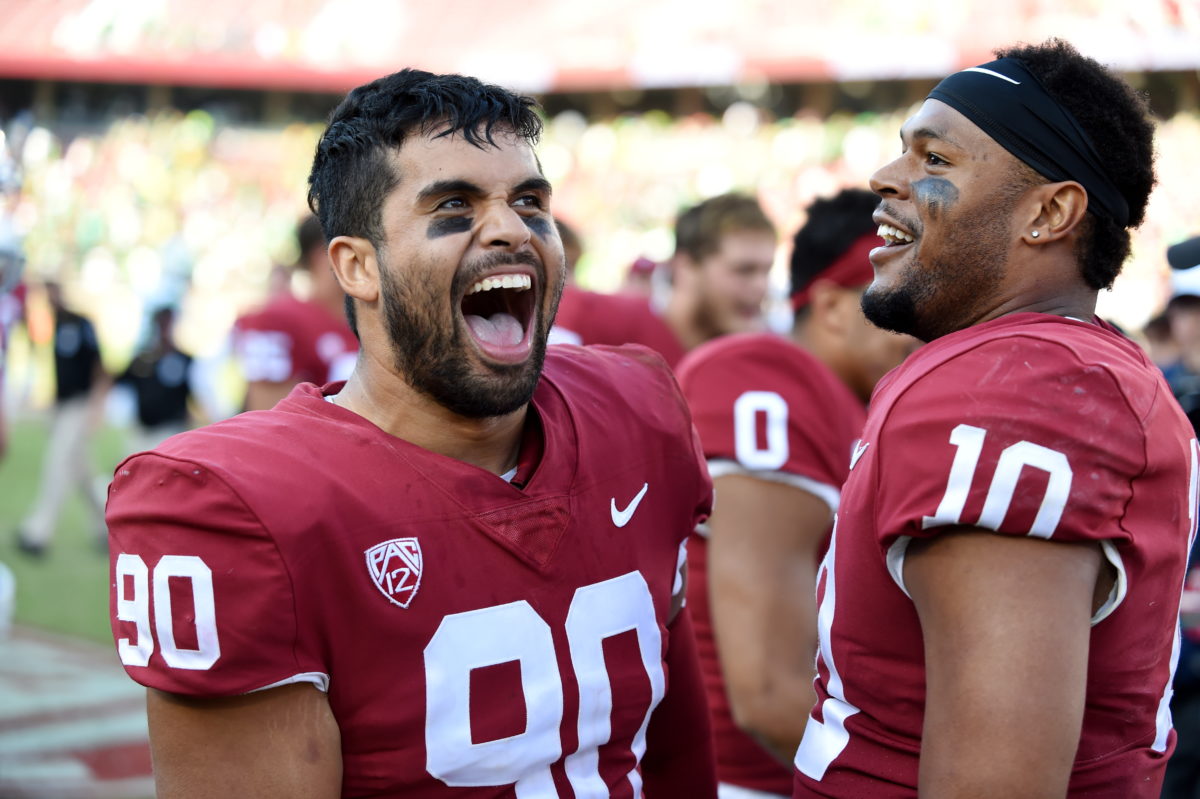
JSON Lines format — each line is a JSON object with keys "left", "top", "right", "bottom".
{"left": 790, "top": 231, "right": 879, "bottom": 311}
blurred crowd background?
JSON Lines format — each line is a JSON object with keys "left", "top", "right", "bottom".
{"left": 0, "top": 0, "right": 1198, "bottom": 630}
{"left": 0, "top": 0, "right": 1197, "bottom": 413}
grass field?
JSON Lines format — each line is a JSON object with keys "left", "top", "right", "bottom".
{"left": 1, "top": 416, "right": 129, "bottom": 646}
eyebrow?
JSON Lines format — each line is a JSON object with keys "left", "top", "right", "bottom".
{"left": 417, "top": 179, "right": 482, "bottom": 204}
{"left": 514, "top": 176, "right": 553, "bottom": 196}
{"left": 417, "top": 176, "right": 553, "bottom": 204}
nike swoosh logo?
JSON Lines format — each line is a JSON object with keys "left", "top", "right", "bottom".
{"left": 611, "top": 483, "right": 649, "bottom": 528}
{"left": 850, "top": 441, "right": 870, "bottom": 470}
{"left": 963, "top": 66, "right": 1020, "bottom": 85}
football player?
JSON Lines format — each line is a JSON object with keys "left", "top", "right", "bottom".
{"left": 552, "top": 193, "right": 776, "bottom": 368}
{"left": 793, "top": 40, "right": 1192, "bottom": 798}
{"left": 108, "top": 69, "right": 717, "bottom": 798}
{"left": 677, "top": 189, "right": 914, "bottom": 797}
{"left": 234, "top": 214, "right": 359, "bottom": 411}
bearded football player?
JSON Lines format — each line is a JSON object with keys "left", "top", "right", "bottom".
{"left": 793, "top": 40, "right": 1192, "bottom": 799}
{"left": 107, "top": 69, "right": 717, "bottom": 798}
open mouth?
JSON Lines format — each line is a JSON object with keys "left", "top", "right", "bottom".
{"left": 460, "top": 271, "right": 537, "bottom": 363}
{"left": 877, "top": 223, "right": 915, "bottom": 247}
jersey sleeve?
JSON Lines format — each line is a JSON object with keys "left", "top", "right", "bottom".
{"left": 678, "top": 343, "right": 858, "bottom": 513}
{"left": 107, "top": 452, "right": 325, "bottom": 697}
{"left": 874, "top": 336, "right": 1145, "bottom": 552}
{"left": 234, "top": 309, "right": 297, "bottom": 383}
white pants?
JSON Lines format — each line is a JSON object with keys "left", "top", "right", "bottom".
{"left": 19, "top": 396, "right": 105, "bottom": 546}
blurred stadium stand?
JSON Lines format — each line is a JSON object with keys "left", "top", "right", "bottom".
{"left": 0, "top": 0, "right": 1196, "bottom": 364}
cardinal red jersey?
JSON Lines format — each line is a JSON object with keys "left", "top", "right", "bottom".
{"left": 676, "top": 333, "right": 865, "bottom": 796}
{"left": 552, "top": 287, "right": 685, "bottom": 369}
{"left": 234, "top": 293, "right": 357, "bottom": 387}
{"left": 107, "top": 344, "right": 712, "bottom": 798}
{"left": 793, "top": 314, "right": 1196, "bottom": 798}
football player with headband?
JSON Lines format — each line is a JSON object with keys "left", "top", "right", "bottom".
{"left": 107, "top": 69, "right": 717, "bottom": 798}
{"left": 677, "top": 188, "right": 915, "bottom": 799}
{"left": 793, "top": 40, "right": 1192, "bottom": 798}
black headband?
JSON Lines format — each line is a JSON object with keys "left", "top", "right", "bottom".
{"left": 928, "top": 58, "right": 1129, "bottom": 227}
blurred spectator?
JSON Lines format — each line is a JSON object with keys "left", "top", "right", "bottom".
{"left": 0, "top": 247, "right": 25, "bottom": 462}
{"left": 233, "top": 215, "right": 357, "bottom": 411}
{"left": 620, "top": 255, "right": 659, "bottom": 297}
{"left": 1161, "top": 236, "right": 1200, "bottom": 426}
{"left": 0, "top": 144, "right": 24, "bottom": 634}
{"left": 14, "top": 280, "right": 109, "bottom": 557}
{"left": 1142, "top": 311, "right": 1179, "bottom": 370}
{"left": 553, "top": 192, "right": 775, "bottom": 367}
{"left": 114, "top": 306, "right": 195, "bottom": 453}
{"left": 556, "top": 217, "right": 582, "bottom": 278}
{"left": 1163, "top": 232, "right": 1200, "bottom": 799}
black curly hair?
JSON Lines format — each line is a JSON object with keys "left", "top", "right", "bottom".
{"left": 993, "top": 39, "right": 1156, "bottom": 290}
{"left": 790, "top": 187, "right": 878, "bottom": 315}
{"left": 305, "top": 69, "right": 542, "bottom": 334}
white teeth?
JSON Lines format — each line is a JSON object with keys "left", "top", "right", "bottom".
{"left": 466, "top": 273, "right": 532, "bottom": 295}
{"left": 877, "top": 224, "right": 915, "bottom": 245}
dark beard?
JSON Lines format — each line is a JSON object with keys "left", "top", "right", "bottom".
{"left": 380, "top": 251, "right": 558, "bottom": 418}
{"left": 861, "top": 248, "right": 1006, "bottom": 342}
{"left": 861, "top": 280, "right": 923, "bottom": 339}
{"left": 861, "top": 208, "right": 1014, "bottom": 342}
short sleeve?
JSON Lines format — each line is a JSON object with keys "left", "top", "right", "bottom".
{"left": 107, "top": 452, "right": 326, "bottom": 696}
{"left": 234, "top": 313, "right": 296, "bottom": 383}
{"left": 874, "top": 336, "right": 1144, "bottom": 550}
{"left": 678, "top": 341, "right": 861, "bottom": 514}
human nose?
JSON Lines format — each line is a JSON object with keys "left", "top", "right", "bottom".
{"left": 477, "top": 200, "right": 532, "bottom": 250}
{"left": 869, "top": 156, "right": 907, "bottom": 201}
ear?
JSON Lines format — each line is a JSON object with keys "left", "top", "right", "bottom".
{"left": 328, "top": 235, "right": 380, "bottom": 303}
{"left": 1022, "top": 181, "right": 1089, "bottom": 246}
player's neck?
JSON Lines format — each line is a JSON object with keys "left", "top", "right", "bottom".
{"left": 335, "top": 360, "right": 525, "bottom": 477}
{"left": 793, "top": 323, "right": 870, "bottom": 403}
{"left": 662, "top": 294, "right": 707, "bottom": 352}
{"left": 972, "top": 251, "right": 1099, "bottom": 327}
{"left": 967, "top": 287, "right": 1098, "bottom": 330}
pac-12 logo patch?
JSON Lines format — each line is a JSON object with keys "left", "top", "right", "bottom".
{"left": 365, "top": 538, "right": 423, "bottom": 608}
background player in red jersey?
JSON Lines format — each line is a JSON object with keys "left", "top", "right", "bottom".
{"left": 553, "top": 193, "right": 775, "bottom": 368}
{"left": 793, "top": 40, "right": 1192, "bottom": 798}
{"left": 677, "top": 188, "right": 914, "bottom": 798}
{"left": 233, "top": 214, "right": 358, "bottom": 411}
{"left": 107, "top": 69, "right": 717, "bottom": 798}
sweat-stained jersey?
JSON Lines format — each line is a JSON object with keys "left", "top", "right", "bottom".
{"left": 552, "top": 286, "right": 685, "bottom": 369}
{"left": 793, "top": 314, "right": 1196, "bottom": 798}
{"left": 234, "top": 293, "right": 358, "bottom": 387}
{"left": 676, "top": 333, "right": 865, "bottom": 797}
{"left": 107, "top": 344, "right": 712, "bottom": 798}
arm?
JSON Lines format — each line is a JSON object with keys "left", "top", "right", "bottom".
{"left": 641, "top": 607, "right": 718, "bottom": 798}
{"left": 708, "top": 473, "right": 829, "bottom": 762}
{"left": 905, "top": 528, "right": 1103, "bottom": 799}
{"left": 147, "top": 683, "right": 342, "bottom": 798}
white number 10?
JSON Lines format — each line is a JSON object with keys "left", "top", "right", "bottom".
{"left": 922, "top": 424, "right": 1072, "bottom": 538}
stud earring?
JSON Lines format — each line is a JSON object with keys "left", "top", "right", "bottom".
{"left": 1031, "top": 230, "right": 1040, "bottom": 238}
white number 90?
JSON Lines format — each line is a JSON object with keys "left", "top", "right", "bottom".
{"left": 115, "top": 553, "right": 221, "bottom": 670}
